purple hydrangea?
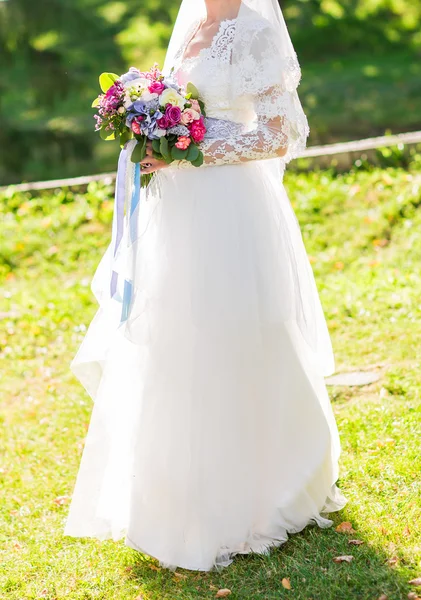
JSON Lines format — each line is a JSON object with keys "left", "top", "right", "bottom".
{"left": 120, "top": 67, "right": 142, "bottom": 84}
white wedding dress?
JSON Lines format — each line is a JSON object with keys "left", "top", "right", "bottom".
{"left": 64, "top": 15, "right": 348, "bottom": 572}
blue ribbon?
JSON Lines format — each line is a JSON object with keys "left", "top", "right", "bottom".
{"left": 109, "top": 140, "right": 141, "bottom": 324}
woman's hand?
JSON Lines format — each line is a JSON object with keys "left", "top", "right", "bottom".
{"left": 139, "top": 141, "right": 169, "bottom": 175}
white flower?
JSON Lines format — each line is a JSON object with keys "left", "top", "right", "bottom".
{"left": 154, "top": 128, "right": 167, "bottom": 137}
{"left": 125, "top": 76, "right": 150, "bottom": 91}
{"left": 117, "top": 106, "right": 125, "bottom": 114}
{"left": 124, "top": 93, "right": 134, "bottom": 108}
{"left": 159, "top": 87, "right": 186, "bottom": 109}
{"left": 140, "top": 90, "right": 158, "bottom": 102}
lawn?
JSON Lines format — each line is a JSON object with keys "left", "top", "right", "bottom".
{"left": 1, "top": 159, "right": 420, "bottom": 599}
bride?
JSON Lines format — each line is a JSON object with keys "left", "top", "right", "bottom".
{"left": 64, "top": 0, "right": 348, "bottom": 572}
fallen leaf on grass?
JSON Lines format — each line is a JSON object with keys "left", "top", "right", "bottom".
{"left": 173, "top": 572, "right": 187, "bottom": 580}
{"left": 335, "top": 521, "right": 356, "bottom": 534}
{"left": 377, "top": 595, "right": 388, "bottom": 600}
{"left": 134, "top": 594, "right": 144, "bottom": 600}
{"left": 348, "top": 539, "right": 364, "bottom": 546}
{"left": 282, "top": 577, "right": 291, "bottom": 589}
{"left": 407, "top": 593, "right": 420, "bottom": 600}
{"left": 387, "top": 556, "right": 399, "bottom": 567}
{"left": 215, "top": 589, "right": 232, "bottom": 597}
{"left": 53, "top": 495, "right": 70, "bottom": 506}
{"left": 148, "top": 564, "right": 161, "bottom": 571}
{"left": 377, "top": 438, "right": 395, "bottom": 447}
{"left": 333, "top": 555, "right": 354, "bottom": 563}
{"left": 409, "top": 579, "right": 421, "bottom": 586}
{"left": 372, "top": 238, "right": 389, "bottom": 248}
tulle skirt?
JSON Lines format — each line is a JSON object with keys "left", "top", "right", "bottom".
{"left": 64, "top": 159, "right": 348, "bottom": 571}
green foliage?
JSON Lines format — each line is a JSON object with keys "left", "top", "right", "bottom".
{"left": 1, "top": 164, "right": 421, "bottom": 598}
{"left": 130, "top": 138, "right": 147, "bottom": 163}
{"left": 159, "top": 136, "right": 170, "bottom": 161}
{"left": 191, "top": 151, "right": 204, "bottom": 167}
{"left": 186, "top": 143, "right": 199, "bottom": 162}
{"left": 186, "top": 82, "right": 199, "bottom": 100}
{"left": 1, "top": 0, "right": 420, "bottom": 184}
{"left": 284, "top": 0, "right": 421, "bottom": 58}
{"left": 99, "top": 72, "right": 119, "bottom": 93}
{"left": 170, "top": 145, "right": 188, "bottom": 160}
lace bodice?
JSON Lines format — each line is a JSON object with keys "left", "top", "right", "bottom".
{"left": 169, "top": 16, "right": 309, "bottom": 169}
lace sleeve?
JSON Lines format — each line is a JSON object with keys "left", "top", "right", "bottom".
{"left": 197, "top": 23, "right": 308, "bottom": 167}
{"left": 200, "top": 86, "right": 297, "bottom": 166}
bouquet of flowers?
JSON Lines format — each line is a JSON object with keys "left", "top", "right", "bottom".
{"left": 92, "top": 64, "right": 207, "bottom": 185}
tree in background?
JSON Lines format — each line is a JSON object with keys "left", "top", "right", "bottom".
{"left": 1, "top": 0, "right": 420, "bottom": 184}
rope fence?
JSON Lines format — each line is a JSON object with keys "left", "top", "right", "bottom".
{"left": 2, "top": 130, "right": 421, "bottom": 194}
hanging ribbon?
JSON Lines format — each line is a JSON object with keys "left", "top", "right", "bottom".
{"left": 108, "top": 138, "right": 141, "bottom": 324}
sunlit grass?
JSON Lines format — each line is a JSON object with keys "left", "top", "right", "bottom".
{"left": 1, "top": 163, "right": 420, "bottom": 599}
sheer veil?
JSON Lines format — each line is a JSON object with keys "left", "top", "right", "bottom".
{"left": 163, "top": 0, "right": 309, "bottom": 167}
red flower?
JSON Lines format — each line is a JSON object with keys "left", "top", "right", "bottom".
{"left": 190, "top": 116, "right": 206, "bottom": 143}
{"left": 149, "top": 80, "right": 165, "bottom": 94}
{"left": 131, "top": 120, "right": 142, "bottom": 134}
{"left": 175, "top": 136, "right": 191, "bottom": 150}
{"left": 157, "top": 115, "right": 170, "bottom": 129}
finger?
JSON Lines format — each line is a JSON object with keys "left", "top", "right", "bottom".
{"left": 140, "top": 165, "right": 156, "bottom": 174}
{"left": 141, "top": 162, "right": 166, "bottom": 175}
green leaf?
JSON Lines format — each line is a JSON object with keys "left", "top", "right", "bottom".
{"left": 198, "top": 99, "right": 206, "bottom": 117}
{"left": 119, "top": 130, "right": 132, "bottom": 148}
{"left": 91, "top": 97, "right": 100, "bottom": 108}
{"left": 99, "top": 126, "right": 115, "bottom": 141}
{"left": 191, "top": 151, "right": 204, "bottom": 167}
{"left": 152, "top": 139, "right": 161, "bottom": 154}
{"left": 99, "top": 72, "right": 119, "bottom": 93}
{"left": 171, "top": 146, "right": 188, "bottom": 161}
{"left": 186, "top": 82, "right": 199, "bottom": 100}
{"left": 130, "top": 139, "right": 147, "bottom": 163}
{"left": 186, "top": 143, "right": 200, "bottom": 162}
{"left": 160, "top": 136, "right": 170, "bottom": 159}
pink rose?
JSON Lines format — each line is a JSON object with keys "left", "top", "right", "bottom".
{"left": 165, "top": 104, "right": 182, "bottom": 126}
{"left": 175, "top": 136, "right": 191, "bottom": 150}
{"left": 190, "top": 116, "right": 206, "bottom": 143}
{"left": 131, "top": 120, "right": 141, "bottom": 134}
{"left": 180, "top": 108, "right": 201, "bottom": 125}
{"left": 157, "top": 114, "right": 170, "bottom": 129}
{"left": 149, "top": 80, "right": 165, "bottom": 94}
{"left": 189, "top": 99, "right": 201, "bottom": 113}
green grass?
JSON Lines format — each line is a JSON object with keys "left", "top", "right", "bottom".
{"left": 1, "top": 162, "right": 421, "bottom": 599}
{"left": 301, "top": 50, "right": 421, "bottom": 143}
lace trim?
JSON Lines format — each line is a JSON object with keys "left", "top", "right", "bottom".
{"left": 171, "top": 16, "right": 308, "bottom": 169}
{"left": 176, "top": 18, "right": 237, "bottom": 66}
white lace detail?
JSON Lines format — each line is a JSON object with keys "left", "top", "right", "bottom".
{"left": 172, "top": 16, "right": 309, "bottom": 170}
